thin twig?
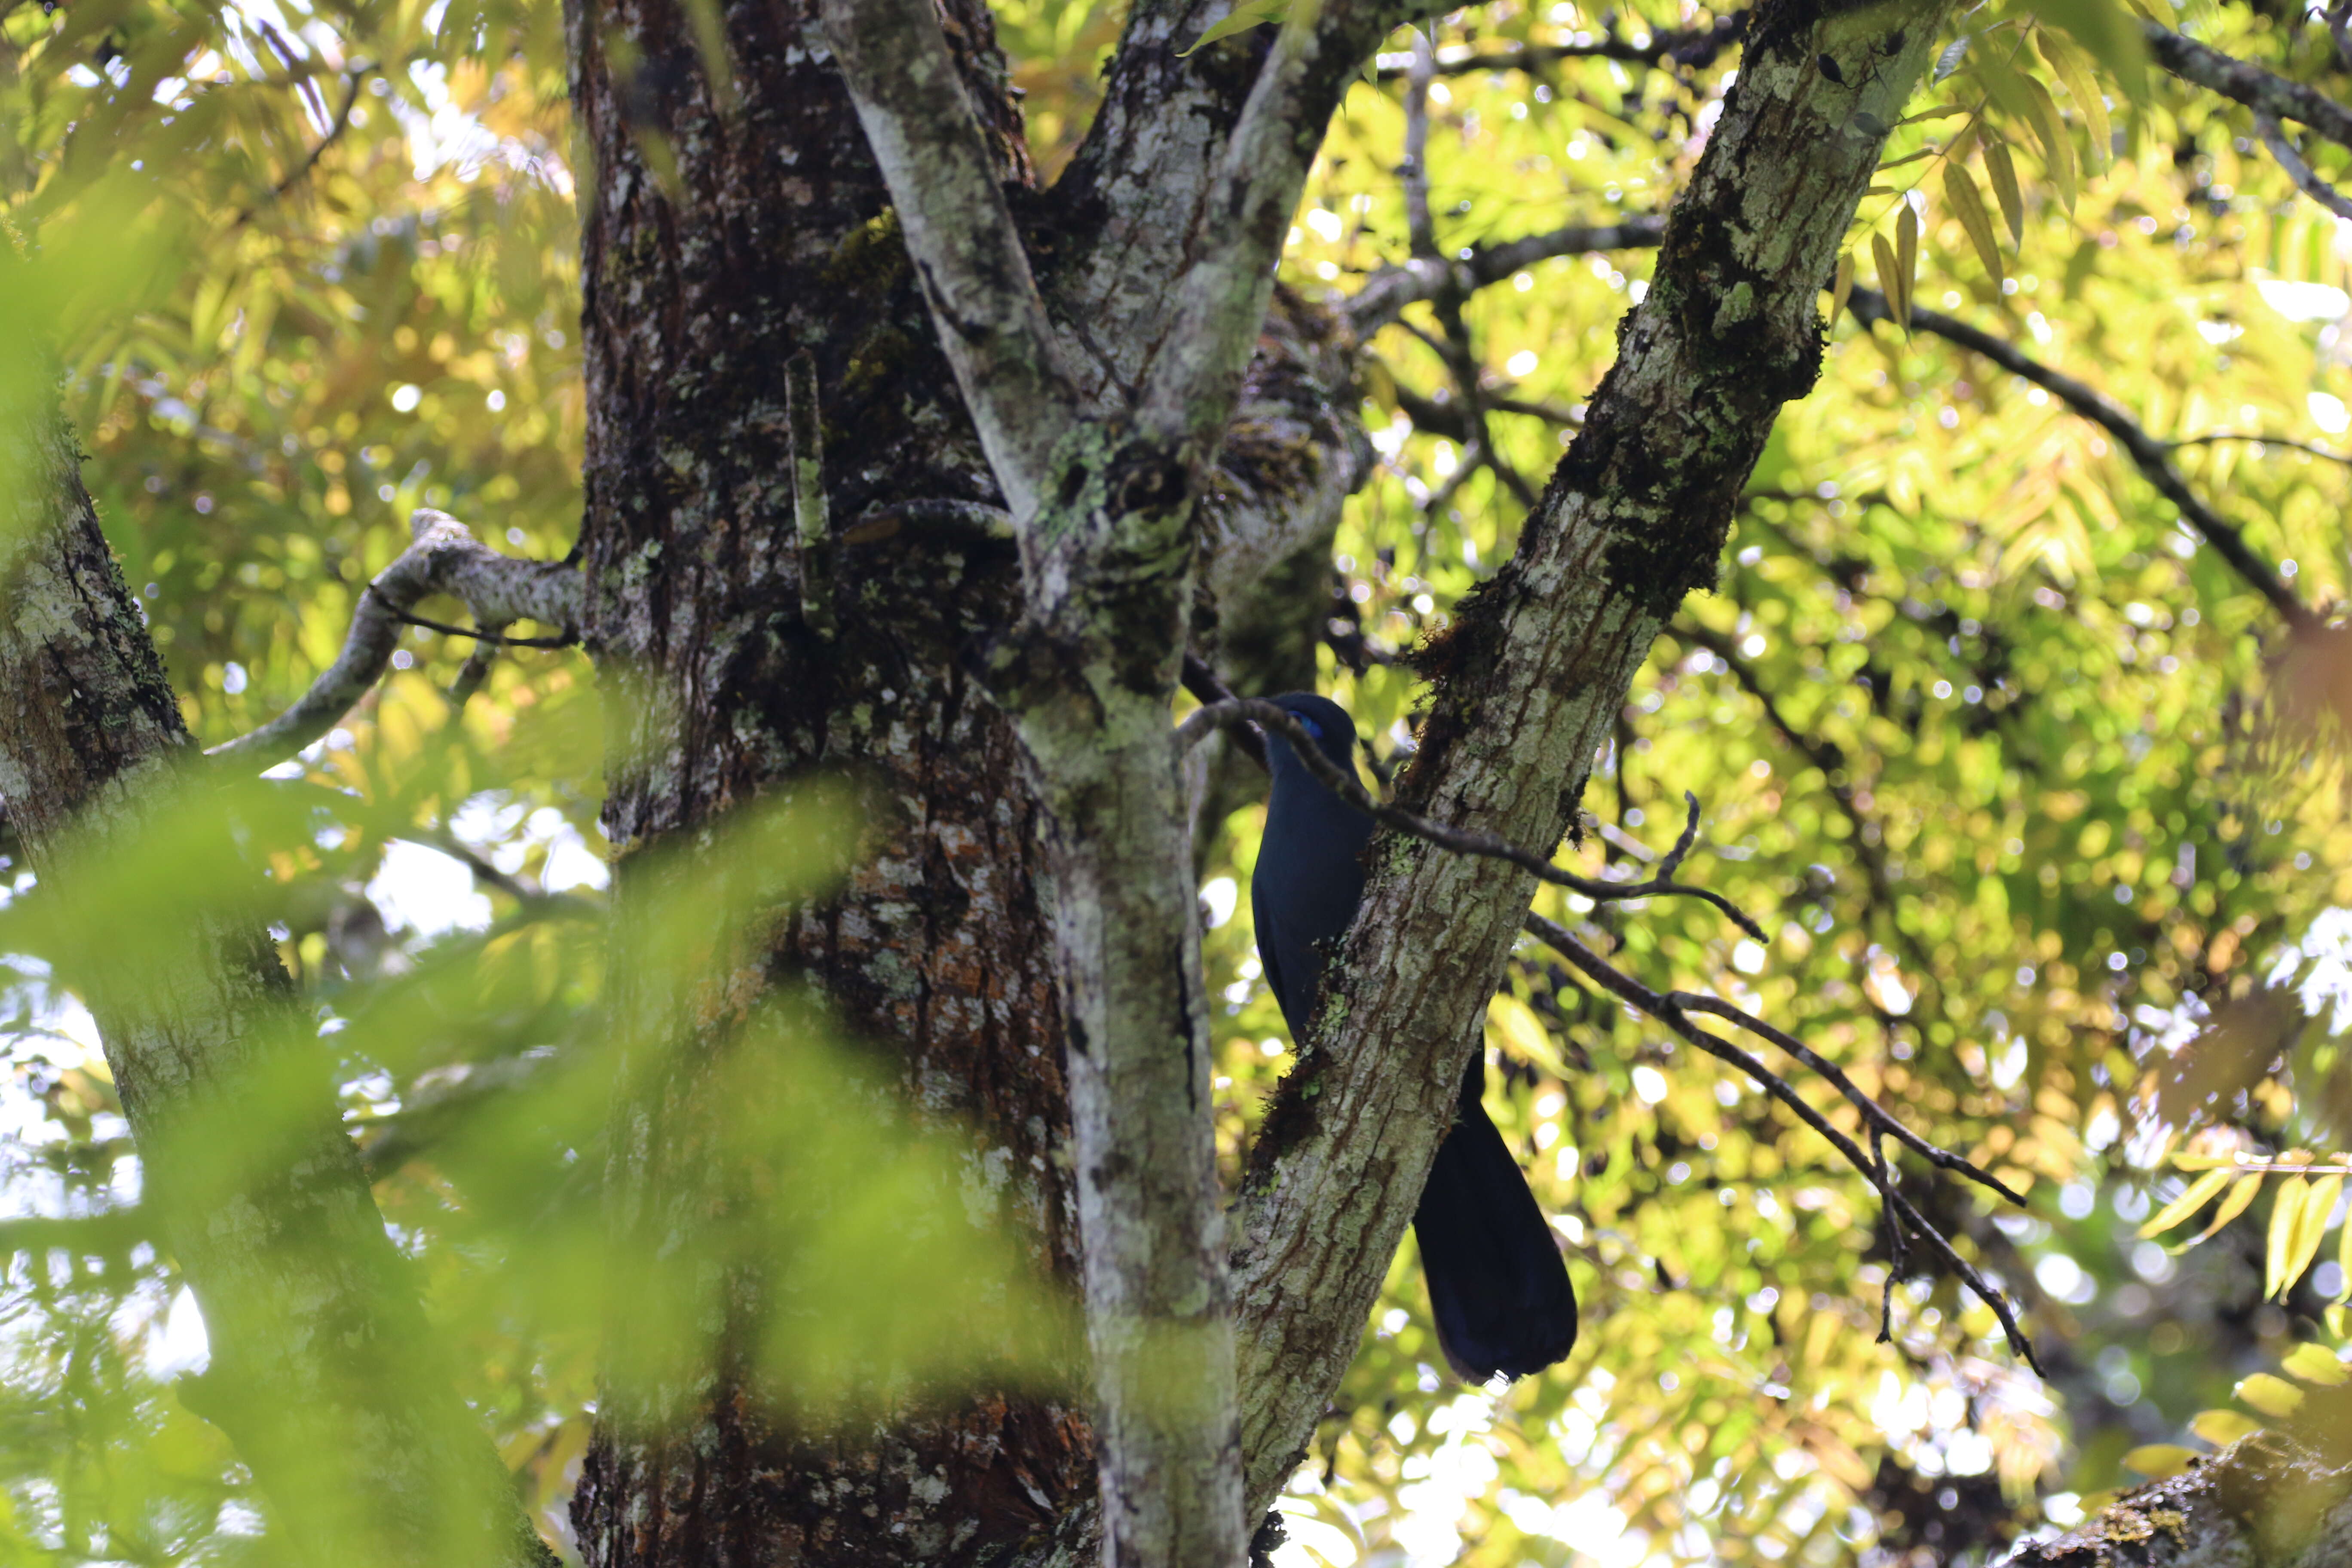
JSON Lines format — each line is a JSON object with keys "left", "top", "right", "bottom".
{"left": 1372, "top": 14, "right": 1747, "bottom": 78}
{"left": 1846, "top": 286, "right": 2315, "bottom": 630}
{"left": 1177, "top": 698, "right": 1765, "bottom": 937}
{"left": 2168, "top": 430, "right": 2352, "bottom": 466}
{"left": 1347, "top": 216, "right": 1668, "bottom": 334}
{"left": 1528, "top": 912, "right": 2043, "bottom": 1373}
{"left": 230, "top": 65, "right": 368, "bottom": 229}
{"left": 379, "top": 601, "right": 577, "bottom": 649}
{"left": 1667, "top": 991, "right": 2024, "bottom": 1204}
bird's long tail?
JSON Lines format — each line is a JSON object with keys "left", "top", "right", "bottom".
{"left": 1411, "top": 1060, "right": 1579, "bottom": 1383}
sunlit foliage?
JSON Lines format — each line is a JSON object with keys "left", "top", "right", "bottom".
{"left": 7, "top": 0, "right": 2352, "bottom": 1561}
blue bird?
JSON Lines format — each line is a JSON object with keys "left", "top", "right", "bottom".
{"left": 1250, "top": 692, "right": 1579, "bottom": 1383}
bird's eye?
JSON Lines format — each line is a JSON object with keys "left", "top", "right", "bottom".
{"left": 1295, "top": 714, "right": 1323, "bottom": 739}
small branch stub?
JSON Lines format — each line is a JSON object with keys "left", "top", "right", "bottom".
{"left": 789, "top": 352, "right": 835, "bottom": 639}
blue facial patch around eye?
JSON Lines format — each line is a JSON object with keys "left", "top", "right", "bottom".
{"left": 1295, "top": 714, "right": 1323, "bottom": 739}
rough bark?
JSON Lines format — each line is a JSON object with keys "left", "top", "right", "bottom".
{"left": 562, "top": 0, "right": 1392, "bottom": 1556}
{"left": 561, "top": 0, "right": 1104, "bottom": 1561}
{"left": 1224, "top": 0, "right": 1958, "bottom": 1512}
{"left": 2013, "top": 1427, "right": 2352, "bottom": 1568}
{"left": 0, "top": 346, "right": 549, "bottom": 1564}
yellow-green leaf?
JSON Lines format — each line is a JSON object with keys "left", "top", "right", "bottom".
{"left": 2269, "top": 1176, "right": 2312, "bottom": 1299}
{"left": 1983, "top": 137, "right": 2026, "bottom": 246}
{"left": 2287, "top": 1174, "right": 2345, "bottom": 1295}
{"left": 1871, "top": 232, "right": 1907, "bottom": 329}
{"left": 2141, "top": 1166, "right": 2231, "bottom": 1237}
{"left": 1896, "top": 205, "right": 1919, "bottom": 318}
{"left": 2192, "top": 1408, "right": 2263, "bottom": 1446}
{"left": 2189, "top": 1170, "right": 2264, "bottom": 1246}
{"left": 2283, "top": 1342, "right": 2351, "bottom": 1387}
{"left": 2239, "top": 1373, "right": 2306, "bottom": 1418}
{"left": 2018, "top": 73, "right": 2077, "bottom": 213}
{"left": 1831, "top": 253, "right": 1856, "bottom": 323}
{"left": 1180, "top": 0, "right": 1287, "bottom": 55}
{"left": 2122, "top": 1444, "right": 2199, "bottom": 1479}
{"left": 1943, "top": 162, "right": 2005, "bottom": 285}
{"left": 1488, "top": 992, "right": 1572, "bottom": 1078}
{"left": 2024, "top": 0, "right": 2149, "bottom": 95}
{"left": 2037, "top": 31, "right": 2113, "bottom": 164}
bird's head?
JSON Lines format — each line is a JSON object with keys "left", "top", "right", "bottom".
{"left": 1259, "top": 692, "right": 1360, "bottom": 779}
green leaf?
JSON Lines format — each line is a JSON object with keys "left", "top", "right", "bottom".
{"left": 1983, "top": 136, "right": 2026, "bottom": 245}
{"left": 1871, "top": 230, "right": 1908, "bottom": 329}
{"left": 1896, "top": 204, "right": 1920, "bottom": 317}
{"left": 1180, "top": 0, "right": 1289, "bottom": 55}
{"left": 2122, "top": 1445, "right": 2198, "bottom": 1478}
{"left": 2140, "top": 1166, "right": 2231, "bottom": 1237}
{"left": 2266, "top": 1175, "right": 2310, "bottom": 1300}
{"left": 2283, "top": 1342, "right": 2350, "bottom": 1387}
{"left": 2037, "top": 30, "right": 2114, "bottom": 165}
{"left": 2192, "top": 1409, "right": 2263, "bottom": 1446}
{"left": 2018, "top": 73, "right": 2078, "bottom": 214}
{"left": 2238, "top": 1373, "right": 2306, "bottom": 1418}
{"left": 1943, "top": 162, "right": 2006, "bottom": 285}
{"left": 2021, "top": 0, "right": 2147, "bottom": 96}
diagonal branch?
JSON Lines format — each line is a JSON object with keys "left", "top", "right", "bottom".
{"left": 2146, "top": 22, "right": 2352, "bottom": 155}
{"left": 2256, "top": 112, "right": 2352, "bottom": 220}
{"left": 1846, "top": 286, "right": 2315, "bottom": 630}
{"left": 821, "top": 0, "right": 1080, "bottom": 522}
{"left": 207, "top": 509, "right": 580, "bottom": 770}
{"left": 1178, "top": 697, "right": 1766, "bottom": 937}
{"left": 1525, "top": 913, "right": 2043, "bottom": 1374}
{"left": 1346, "top": 214, "right": 1667, "bottom": 334}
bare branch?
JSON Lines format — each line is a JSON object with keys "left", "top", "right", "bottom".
{"left": 1346, "top": 215, "right": 1668, "bottom": 334}
{"left": 821, "top": 0, "right": 1079, "bottom": 522}
{"left": 206, "top": 508, "right": 581, "bottom": 771}
{"left": 2147, "top": 23, "right": 2352, "bottom": 155}
{"left": 1846, "top": 286, "right": 2315, "bottom": 630}
{"left": 2257, "top": 112, "right": 2352, "bottom": 219}
{"left": 2170, "top": 429, "right": 2352, "bottom": 466}
{"left": 1178, "top": 697, "right": 1766, "bottom": 937}
{"left": 1525, "top": 912, "right": 2044, "bottom": 1374}
{"left": 1373, "top": 13, "right": 1746, "bottom": 78}
{"left": 1667, "top": 990, "right": 2024, "bottom": 1204}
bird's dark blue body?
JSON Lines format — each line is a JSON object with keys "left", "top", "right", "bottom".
{"left": 1249, "top": 693, "right": 1578, "bottom": 1383}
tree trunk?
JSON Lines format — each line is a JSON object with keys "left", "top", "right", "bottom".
{"left": 0, "top": 306, "right": 550, "bottom": 1568}
{"left": 562, "top": 0, "right": 1098, "bottom": 1559}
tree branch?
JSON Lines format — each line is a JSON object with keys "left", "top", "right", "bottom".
{"left": 2146, "top": 22, "right": 2352, "bottom": 155}
{"left": 820, "top": 0, "right": 1080, "bottom": 522}
{"left": 1845, "top": 286, "right": 2315, "bottom": 630}
{"left": 1372, "top": 13, "right": 1747, "bottom": 79}
{"left": 1345, "top": 214, "right": 1667, "bottom": 334}
{"left": 1525, "top": 913, "right": 2043, "bottom": 1373}
{"left": 1179, "top": 697, "right": 1765, "bottom": 937}
{"left": 206, "top": 509, "right": 581, "bottom": 771}
{"left": 2257, "top": 111, "right": 2352, "bottom": 219}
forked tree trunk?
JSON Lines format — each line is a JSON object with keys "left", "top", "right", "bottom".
{"left": 560, "top": 1, "right": 1357, "bottom": 1559}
